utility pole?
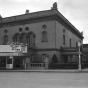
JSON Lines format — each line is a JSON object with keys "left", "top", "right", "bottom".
{"left": 78, "top": 42, "right": 81, "bottom": 71}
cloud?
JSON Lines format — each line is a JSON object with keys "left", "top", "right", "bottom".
{"left": 0, "top": 0, "right": 88, "bottom": 43}
{"left": 56, "top": 0, "right": 88, "bottom": 43}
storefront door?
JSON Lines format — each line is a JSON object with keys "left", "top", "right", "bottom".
{"left": 0, "top": 57, "right": 6, "bottom": 69}
{"left": 63, "top": 55, "right": 68, "bottom": 63}
{"left": 14, "top": 59, "right": 20, "bottom": 69}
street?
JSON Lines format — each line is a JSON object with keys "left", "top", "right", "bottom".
{"left": 0, "top": 72, "right": 88, "bottom": 88}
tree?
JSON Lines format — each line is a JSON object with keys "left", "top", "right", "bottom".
{"left": 52, "top": 54, "right": 58, "bottom": 63}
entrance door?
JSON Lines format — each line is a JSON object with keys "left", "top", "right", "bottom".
{"left": 63, "top": 55, "right": 68, "bottom": 63}
{"left": 0, "top": 57, "right": 6, "bottom": 69}
{"left": 14, "top": 58, "right": 20, "bottom": 69}
{"left": 6, "top": 57, "right": 13, "bottom": 69}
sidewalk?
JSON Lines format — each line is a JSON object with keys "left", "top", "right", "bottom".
{"left": 0, "top": 69, "right": 88, "bottom": 73}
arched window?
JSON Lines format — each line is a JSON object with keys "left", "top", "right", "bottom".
{"left": 27, "top": 32, "right": 35, "bottom": 47}
{"left": 3, "top": 35, "right": 8, "bottom": 45}
{"left": 42, "top": 31, "right": 48, "bottom": 42}
{"left": 13, "top": 33, "right": 20, "bottom": 43}
{"left": 20, "top": 33, "right": 27, "bottom": 44}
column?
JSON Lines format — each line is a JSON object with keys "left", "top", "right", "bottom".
{"left": 25, "top": 56, "right": 30, "bottom": 70}
{"left": 45, "top": 55, "right": 49, "bottom": 69}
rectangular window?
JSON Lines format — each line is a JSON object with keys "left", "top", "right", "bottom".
{"left": 63, "top": 29, "right": 65, "bottom": 33}
{"left": 42, "top": 54, "right": 46, "bottom": 62}
{"left": 31, "top": 54, "right": 34, "bottom": 62}
{"left": 3, "top": 35, "right": 8, "bottom": 45}
{"left": 7, "top": 57, "right": 12, "bottom": 64}
{"left": 70, "top": 39, "right": 71, "bottom": 47}
{"left": 76, "top": 42, "right": 78, "bottom": 47}
{"left": 63, "top": 35, "right": 65, "bottom": 45}
{"left": 42, "top": 31, "right": 48, "bottom": 42}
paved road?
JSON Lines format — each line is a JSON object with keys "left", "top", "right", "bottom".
{"left": 0, "top": 72, "right": 88, "bottom": 88}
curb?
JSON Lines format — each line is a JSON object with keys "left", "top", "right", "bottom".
{"left": 0, "top": 70, "right": 88, "bottom": 73}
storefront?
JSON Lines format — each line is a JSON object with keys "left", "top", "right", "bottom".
{"left": 0, "top": 43, "right": 28, "bottom": 70}
{"left": 0, "top": 54, "right": 28, "bottom": 70}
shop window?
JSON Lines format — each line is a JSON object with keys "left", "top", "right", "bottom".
{"left": 42, "top": 31, "right": 48, "bottom": 42}
{"left": 7, "top": 58, "right": 12, "bottom": 64}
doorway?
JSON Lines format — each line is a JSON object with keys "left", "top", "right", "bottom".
{"left": 14, "top": 57, "right": 24, "bottom": 69}
{"left": 63, "top": 55, "right": 68, "bottom": 63}
{"left": 14, "top": 57, "right": 20, "bottom": 69}
{"left": 0, "top": 57, "right": 6, "bottom": 69}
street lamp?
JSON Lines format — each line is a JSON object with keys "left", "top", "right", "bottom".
{"left": 78, "top": 42, "right": 81, "bottom": 71}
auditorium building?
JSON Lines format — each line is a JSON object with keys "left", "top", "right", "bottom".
{"left": 0, "top": 2, "right": 83, "bottom": 70}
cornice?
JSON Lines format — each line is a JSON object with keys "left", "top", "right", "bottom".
{"left": 0, "top": 9, "right": 83, "bottom": 39}
{"left": 0, "top": 10, "right": 54, "bottom": 23}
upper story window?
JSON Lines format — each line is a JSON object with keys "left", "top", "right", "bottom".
{"left": 63, "top": 29, "right": 65, "bottom": 33}
{"left": 19, "top": 28, "right": 22, "bottom": 32}
{"left": 4, "top": 29, "right": 8, "bottom": 33}
{"left": 63, "top": 35, "right": 65, "bottom": 45}
{"left": 25, "top": 27, "right": 29, "bottom": 31}
{"left": 13, "top": 33, "right": 20, "bottom": 43}
{"left": 42, "top": 31, "right": 48, "bottom": 42}
{"left": 20, "top": 33, "right": 27, "bottom": 44}
{"left": 42, "top": 25, "right": 47, "bottom": 29}
{"left": 76, "top": 42, "right": 78, "bottom": 47}
{"left": 27, "top": 32, "right": 35, "bottom": 47}
{"left": 3, "top": 35, "right": 8, "bottom": 45}
{"left": 70, "top": 38, "right": 71, "bottom": 47}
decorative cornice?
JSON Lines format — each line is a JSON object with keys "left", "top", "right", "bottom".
{"left": 0, "top": 9, "right": 83, "bottom": 39}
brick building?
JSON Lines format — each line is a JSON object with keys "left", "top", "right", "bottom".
{"left": 83, "top": 44, "right": 88, "bottom": 66}
{"left": 0, "top": 2, "right": 83, "bottom": 69}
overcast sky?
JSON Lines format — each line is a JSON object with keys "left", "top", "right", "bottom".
{"left": 0, "top": 0, "right": 87, "bottom": 44}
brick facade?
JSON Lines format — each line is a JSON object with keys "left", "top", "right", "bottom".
{"left": 0, "top": 2, "right": 83, "bottom": 69}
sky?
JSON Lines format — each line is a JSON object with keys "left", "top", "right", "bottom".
{"left": 0, "top": 0, "right": 88, "bottom": 44}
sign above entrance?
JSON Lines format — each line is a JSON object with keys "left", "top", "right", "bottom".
{"left": 0, "top": 43, "right": 27, "bottom": 53}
